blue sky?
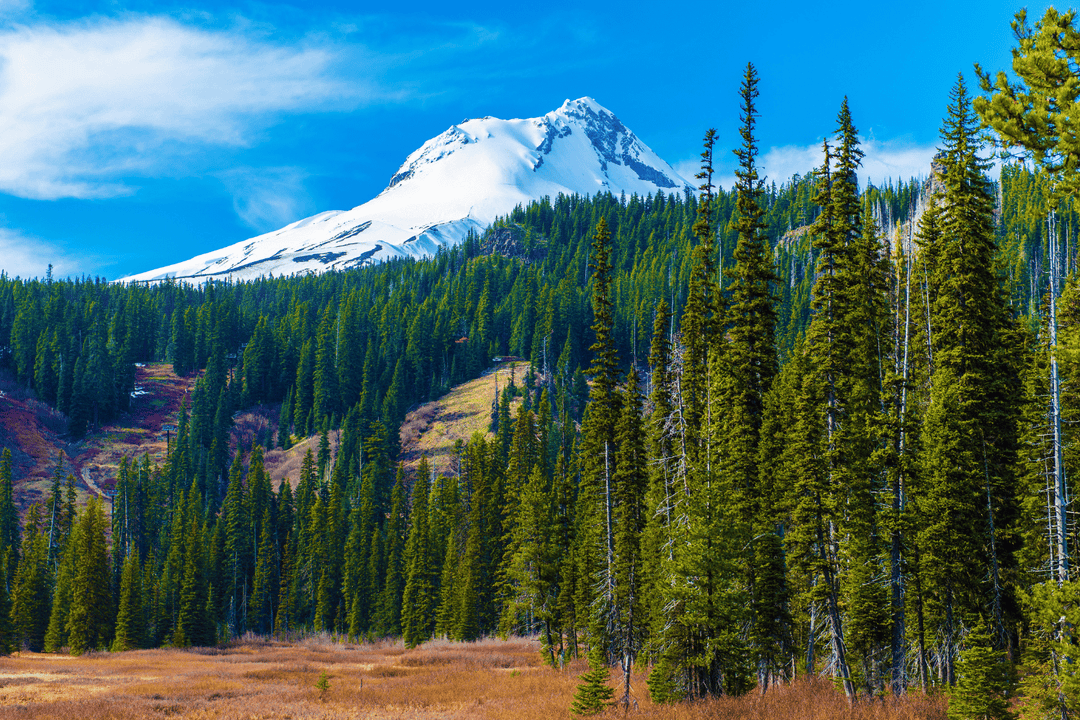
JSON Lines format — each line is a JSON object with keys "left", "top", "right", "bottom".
{"left": 0, "top": 0, "right": 1057, "bottom": 279}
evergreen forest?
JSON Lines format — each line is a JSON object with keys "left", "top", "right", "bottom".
{"left": 2, "top": 10, "right": 1080, "bottom": 717}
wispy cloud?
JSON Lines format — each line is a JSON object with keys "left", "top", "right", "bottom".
{"left": 0, "top": 16, "right": 387, "bottom": 200}
{"left": 679, "top": 137, "right": 938, "bottom": 193}
{"left": 218, "top": 166, "right": 316, "bottom": 233}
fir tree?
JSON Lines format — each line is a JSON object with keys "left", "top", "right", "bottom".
{"left": 612, "top": 371, "right": 647, "bottom": 705}
{"left": 948, "top": 620, "right": 1015, "bottom": 720}
{"left": 373, "top": 467, "right": 407, "bottom": 636}
{"left": 0, "top": 550, "right": 14, "bottom": 655}
{"left": 401, "top": 457, "right": 435, "bottom": 648}
{"left": 0, "top": 449, "right": 19, "bottom": 572}
{"left": 681, "top": 128, "right": 720, "bottom": 450}
{"left": 250, "top": 507, "right": 276, "bottom": 635}
{"left": 723, "top": 62, "right": 789, "bottom": 691}
{"left": 67, "top": 498, "right": 112, "bottom": 655}
{"left": 916, "top": 75, "right": 1021, "bottom": 683}
{"left": 570, "top": 645, "right": 615, "bottom": 716}
{"left": 174, "top": 481, "right": 210, "bottom": 647}
{"left": 112, "top": 548, "right": 145, "bottom": 651}
{"left": 11, "top": 504, "right": 50, "bottom": 651}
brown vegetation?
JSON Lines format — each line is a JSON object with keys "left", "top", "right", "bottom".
{"left": 261, "top": 428, "right": 340, "bottom": 491}
{"left": 0, "top": 363, "right": 199, "bottom": 514}
{"left": 0, "top": 361, "right": 342, "bottom": 509}
{"left": 0, "top": 637, "right": 946, "bottom": 720}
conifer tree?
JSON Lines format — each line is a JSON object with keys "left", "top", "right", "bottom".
{"left": 797, "top": 111, "right": 854, "bottom": 699}
{"left": 612, "top": 371, "right": 647, "bottom": 706}
{"left": 721, "top": 62, "right": 789, "bottom": 690}
{"left": 12, "top": 504, "right": 50, "bottom": 651}
{"left": 726, "top": 62, "right": 779, "bottom": 432}
{"left": 275, "top": 530, "right": 297, "bottom": 635}
{"left": 67, "top": 498, "right": 112, "bottom": 655}
{"left": 0, "top": 550, "right": 13, "bottom": 655}
{"left": 112, "top": 548, "right": 145, "bottom": 651}
{"left": 345, "top": 467, "right": 376, "bottom": 638}
{"left": 573, "top": 216, "right": 623, "bottom": 651}
{"left": 401, "top": 458, "right": 435, "bottom": 648}
{"left": 250, "top": 507, "right": 276, "bottom": 635}
{"left": 174, "top": 481, "right": 210, "bottom": 647}
{"left": 642, "top": 297, "right": 676, "bottom": 673}
{"left": 570, "top": 645, "right": 615, "bottom": 716}
{"left": 0, "top": 449, "right": 19, "bottom": 572}
{"left": 278, "top": 386, "right": 293, "bottom": 449}
{"left": 976, "top": 11, "right": 1080, "bottom": 588}
{"left": 374, "top": 467, "right": 407, "bottom": 636}
{"left": 681, "top": 129, "right": 720, "bottom": 450}
{"left": 43, "top": 542, "right": 73, "bottom": 652}
{"left": 916, "top": 76, "right": 1021, "bottom": 683}
{"left": 501, "top": 463, "right": 560, "bottom": 658}
{"left": 948, "top": 620, "right": 1015, "bottom": 720}
{"left": 222, "top": 450, "right": 250, "bottom": 632}
{"left": 312, "top": 307, "right": 339, "bottom": 425}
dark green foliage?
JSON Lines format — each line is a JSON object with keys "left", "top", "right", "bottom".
{"left": 948, "top": 620, "right": 1015, "bottom": 720}
{"left": 401, "top": 457, "right": 435, "bottom": 648}
{"left": 11, "top": 505, "right": 50, "bottom": 651}
{"left": 250, "top": 507, "right": 276, "bottom": 635}
{"left": 0, "top": 449, "right": 19, "bottom": 571}
{"left": 915, "top": 76, "right": 1020, "bottom": 685}
{"left": 66, "top": 497, "right": 112, "bottom": 655}
{"left": 112, "top": 548, "right": 145, "bottom": 651}
{"left": 0, "top": 550, "right": 14, "bottom": 654}
{"left": 374, "top": 468, "right": 407, "bottom": 637}
{"left": 570, "top": 646, "right": 614, "bottom": 716}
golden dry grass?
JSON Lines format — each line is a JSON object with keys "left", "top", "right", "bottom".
{"left": 262, "top": 429, "right": 341, "bottom": 491}
{"left": 0, "top": 637, "right": 947, "bottom": 720}
{"left": 399, "top": 361, "right": 528, "bottom": 480}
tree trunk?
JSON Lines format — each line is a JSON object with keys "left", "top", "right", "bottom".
{"left": 822, "top": 519, "right": 855, "bottom": 700}
{"left": 1048, "top": 208, "right": 1069, "bottom": 587}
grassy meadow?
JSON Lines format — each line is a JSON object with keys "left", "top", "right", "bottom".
{"left": 0, "top": 637, "right": 947, "bottom": 719}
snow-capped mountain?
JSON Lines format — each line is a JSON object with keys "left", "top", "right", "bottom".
{"left": 120, "top": 97, "right": 693, "bottom": 283}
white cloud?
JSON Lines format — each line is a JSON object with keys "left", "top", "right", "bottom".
{"left": 0, "top": 229, "right": 78, "bottom": 279}
{"left": 0, "top": 16, "right": 380, "bottom": 200}
{"left": 759, "top": 138, "right": 937, "bottom": 189}
{"left": 678, "top": 137, "right": 938, "bottom": 194}
{"left": 858, "top": 140, "right": 938, "bottom": 187}
{"left": 218, "top": 166, "right": 316, "bottom": 232}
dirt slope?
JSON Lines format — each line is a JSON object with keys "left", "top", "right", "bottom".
{"left": 0, "top": 363, "right": 197, "bottom": 512}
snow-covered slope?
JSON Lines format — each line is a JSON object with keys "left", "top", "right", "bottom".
{"left": 120, "top": 97, "right": 693, "bottom": 283}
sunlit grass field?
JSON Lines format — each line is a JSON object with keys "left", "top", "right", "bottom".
{"left": 0, "top": 636, "right": 946, "bottom": 719}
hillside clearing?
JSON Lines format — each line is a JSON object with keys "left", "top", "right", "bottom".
{"left": 399, "top": 361, "right": 529, "bottom": 480}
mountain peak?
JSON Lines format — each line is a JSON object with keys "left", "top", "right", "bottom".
{"left": 559, "top": 96, "right": 606, "bottom": 113}
{"left": 120, "top": 99, "right": 692, "bottom": 284}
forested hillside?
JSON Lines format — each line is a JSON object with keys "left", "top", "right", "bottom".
{"left": 1, "top": 47, "right": 1080, "bottom": 719}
